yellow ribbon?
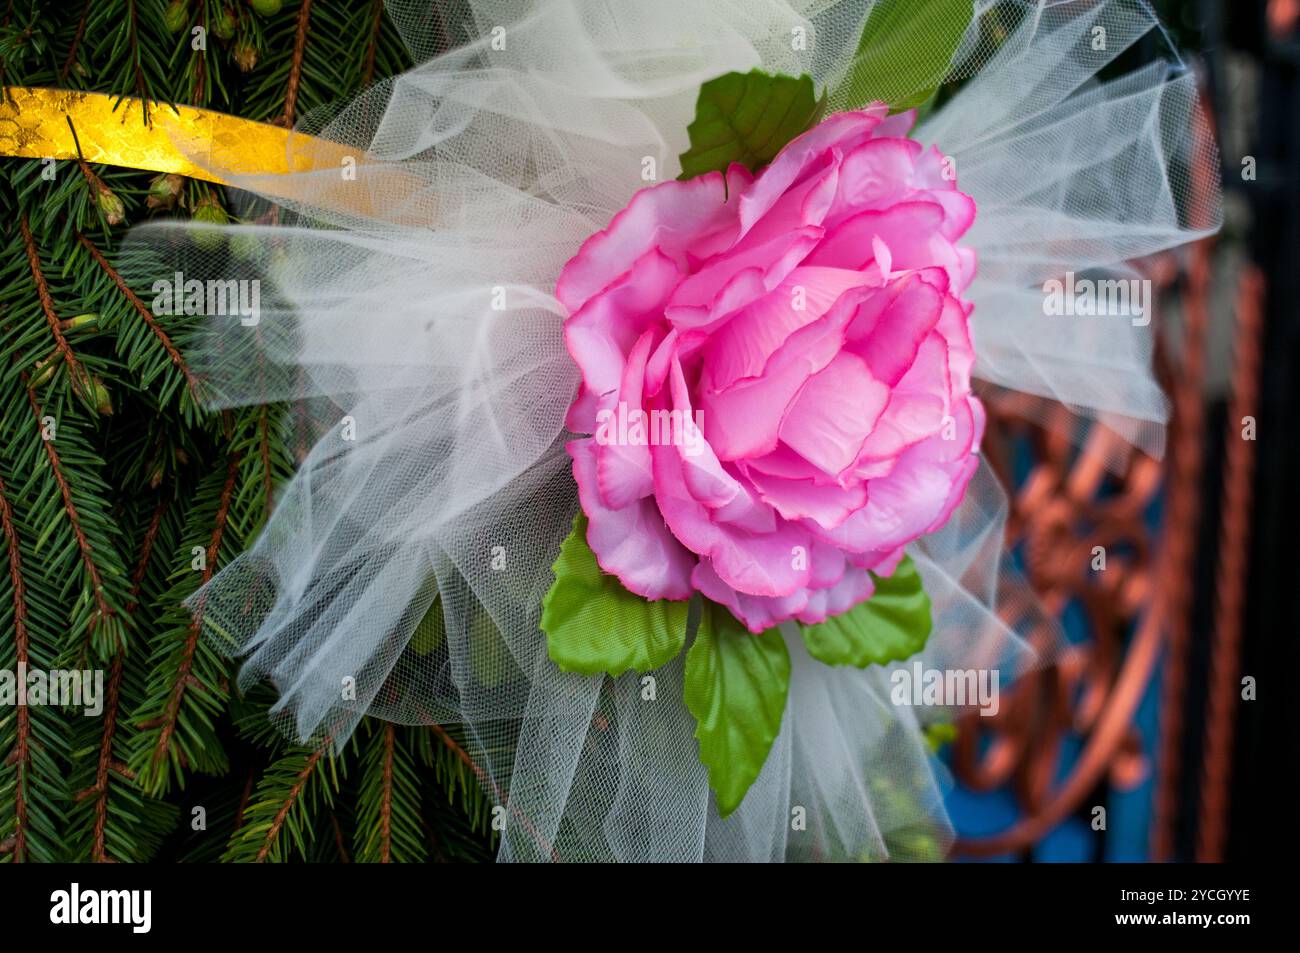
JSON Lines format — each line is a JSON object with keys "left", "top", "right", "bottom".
{"left": 0, "top": 86, "right": 413, "bottom": 219}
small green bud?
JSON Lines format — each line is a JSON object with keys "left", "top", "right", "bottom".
{"left": 214, "top": 10, "right": 236, "bottom": 39}
{"left": 192, "top": 195, "right": 229, "bottom": 250}
{"left": 146, "top": 173, "right": 185, "bottom": 210}
{"left": 90, "top": 377, "right": 113, "bottom": 416}
{"left": 61, "top": 313, "right": 99, "bottom": 332}
{"left": 30, "top": 358, "right": 56, "bottom": 389}
{"left": 95, "top": 183, "right": 125, "bottom": 226}
{"left": 247, "top": 0, "right": 282, "bottom": 16}
{"left": 164, "top": 0, "right": 188, "bottom": 33}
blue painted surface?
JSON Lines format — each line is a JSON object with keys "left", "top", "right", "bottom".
{"left": 941, "top": 434, "right": 1166, "bottom": 862}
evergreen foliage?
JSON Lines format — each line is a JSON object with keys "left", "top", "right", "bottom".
{"left": 0, "top": 0, "right": 496, "bottom": 863}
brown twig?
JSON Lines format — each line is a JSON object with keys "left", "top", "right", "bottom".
{"left": 90, "top": 499, "right": 167, "bottom": 862}
{"left": 234, "top": 767, "right": 255, "bottom": 832}
{"left": 20, "top": 215, "right": 92, "bottom": 397}
{"left": 126, "top": 0, "right": 147, "bottom": 103}
{"left": 256, "top": 745, "right": 325, "bottom": 862}
{"left": 60, "top": 0, "right": 93, "bottom": 80}
{"left": 191, "top": 5, "right": 207, "bottom": 105}
{"left": 152, "top": 455, "right": 239, "bottom": 767}
{"left": 362, "top": 0, "right": 385, "bottom": 87}
{"left": 125, "top": 499, "right": 167, "bottom": 615}
{"left": 23, "top": 384, "right": 112, "bottom": 632}
{"left": 0, "top": 475, "right": 30, "bottom": 863}
{"left": 380, "top": 723, "right": 394, "bottom": 863}
{"left": 75, "top": 230, "right": 203, "bottom": 401}
{"left": 89, "top": 657, "right": 124, "bottom": 862}
{"left": 281, "top": 0, "right": 313, "bottom": 128}
{"left": 259, "top": 409, "right": 274, "bottom": 517}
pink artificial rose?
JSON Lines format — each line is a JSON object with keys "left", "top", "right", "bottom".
{"left": 557, "top": 104, "right": 983, "bottom": 633}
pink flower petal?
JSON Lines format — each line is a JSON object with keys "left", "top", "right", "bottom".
{"left": 778, "top": 351, "right": 890, "bottom": 476}
{"left": 795, "top": 569, "right": 875, "bottom": 626}
{"left": 916, "top": 188, "right": 976, "bottom": 241}
{"left": 846, "top": 274, "right": 944, "bottom": 386}
{"left": 912, "top": 145, "right": 955, "bottom": 189}
{"left": 667, "top": 357, "right": 741, "bottom": 509}
{"left": 935, "top": 294, "right": 976, "bottom": 392}
{"left": 594, "top": 328, "right": 656, "bottom": 509}
{"left": 644, "top": 326, "right": 679, "bottom": 398}
{"left": 805, "top": 200, "right": 946, "bottom": 271}
{"left": 556, "top": 166, "right": 751, "bottom": 313}
{"left": 565, "top": 382, "right": 600, "bottom": 434}
{"left": 698, "top": 287, "right": 862, "bottom": 461}
{"left": 745, "top": 466, "right": 868, "bottom": 530}
{"left": 872, "top": 109, "right": 917, "bottom": 139}
{"left": 563, "top": 247, "right": 678, "bottom": 399}
{"left": 810, "top": 540, "right": 849, "bottom": 588}
{"left": 664, "top": 226, "right": 823, "bottom": 329}
{"left": 926, "top": 454, "right": 980, "bottom": 536}
{"left": 738, "top": 106, "right": 888, "bottom": 239}
{"left": 848, "top": 546, "right": 907, "bottom": 575}
{"left": 746, "top": 441, "right": 837, "bottom": 484}
{"left": 956, "top": 246, "right": 977, "bottom": 293}
{"left": 851, "top": 457, "right": 897, "bottom": 481}
{"left": 691, "top": 559, "right": 810, "bottom": 634}
{"left": 831, "top": 137, "right": 921, "bottom": 221}
{"left": 732, "top": 148, "right": 841, "bottom": 250}
{"left": 568, "top": 438, "right": 695, "bottom": 600}
{"left": 703, "top": 265, "right": 871, "bottom": 391}
{"left": 809, "top": 436, "right": 965, "bottom": 554}
{"left": 651, "top": 440, "right": 813, "bottom": 598}
{"left": 855, "top": 332, "right": 951, "bottom": 460}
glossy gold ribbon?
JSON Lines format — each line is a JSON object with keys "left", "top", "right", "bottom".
{"left": 0, "top": 86, "right": 407, "bottom": 218}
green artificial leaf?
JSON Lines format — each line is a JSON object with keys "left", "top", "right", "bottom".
{"left": 410, "top": 594, "right": 446, "bottom": 656}
{"left": 678, "top": 69, "right": 825, "bottom": 180}
{"left": 541, "top": 515, "right": 689, "bottom": 676}
{"left": 470, "top": 606, "right": 523, "bottom": 688}
{"left": 799, "top": 556, "right": 932, "bottom": 667}
{"left": 684, "top": 601, "right": 791, "bottom": 817}
{"left": 836, "top": 0, "right": 974, "bottom": 112}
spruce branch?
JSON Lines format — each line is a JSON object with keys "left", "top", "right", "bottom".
{"left": 0, "top": 474, "right": 31, "bottom": 863}
{"left": 86, "top": 655, "right": 123, "bottom": 860}
{"left": 280, "top": 0, "right": 310, "bottom": 127}
{"left": 255, "top": 745, "right": 323, "bottom": 861}
{"left": 329, "top": 809, "right": 351, "bottom": 862}
{"left": 257, "top": 406, "right": 273, "bottom": 516}
{"left": 83, "top": 0, "right": 173, "bottom": 122}
{"left": 147, "top": 452, "right": 237, "bottom": 777}
{"left": 75, "top": 229, "right": 204, "bottom": 404}
{"left": 19, "top": 214, "right": 95, "bottom": 404}
{"left": 222, "top": 738, "right": 345, "bottom": 863}
{"left": 1, "top": 0, "right": 489, "bottom": 864}
{"left": 22, "top": 379, "right": 117, "bottom": 647}
{"left": 127, "top": 454, "right": 247, "bottom": 795}
{"left": 355, "top": 721, "right": 426, "bottom": 862}
{"left": 72, "top": 499, "right": 171, "bottom": 863}
{"left": 0, "top": 441, "right": 74, "bottom": 863}
{"left": 60, "top": 0, "right": 93, "bottom": 81}
{"left": 361, "top": 0, "right": 383, "bottom": 87}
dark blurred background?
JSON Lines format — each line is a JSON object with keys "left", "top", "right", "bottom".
{"left": 941, "top": 0, "right": 1295, "bottom": 863}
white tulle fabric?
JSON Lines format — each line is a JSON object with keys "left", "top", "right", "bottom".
{"left": 126, "top": 0, "right": 1219, "bottom": 860}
